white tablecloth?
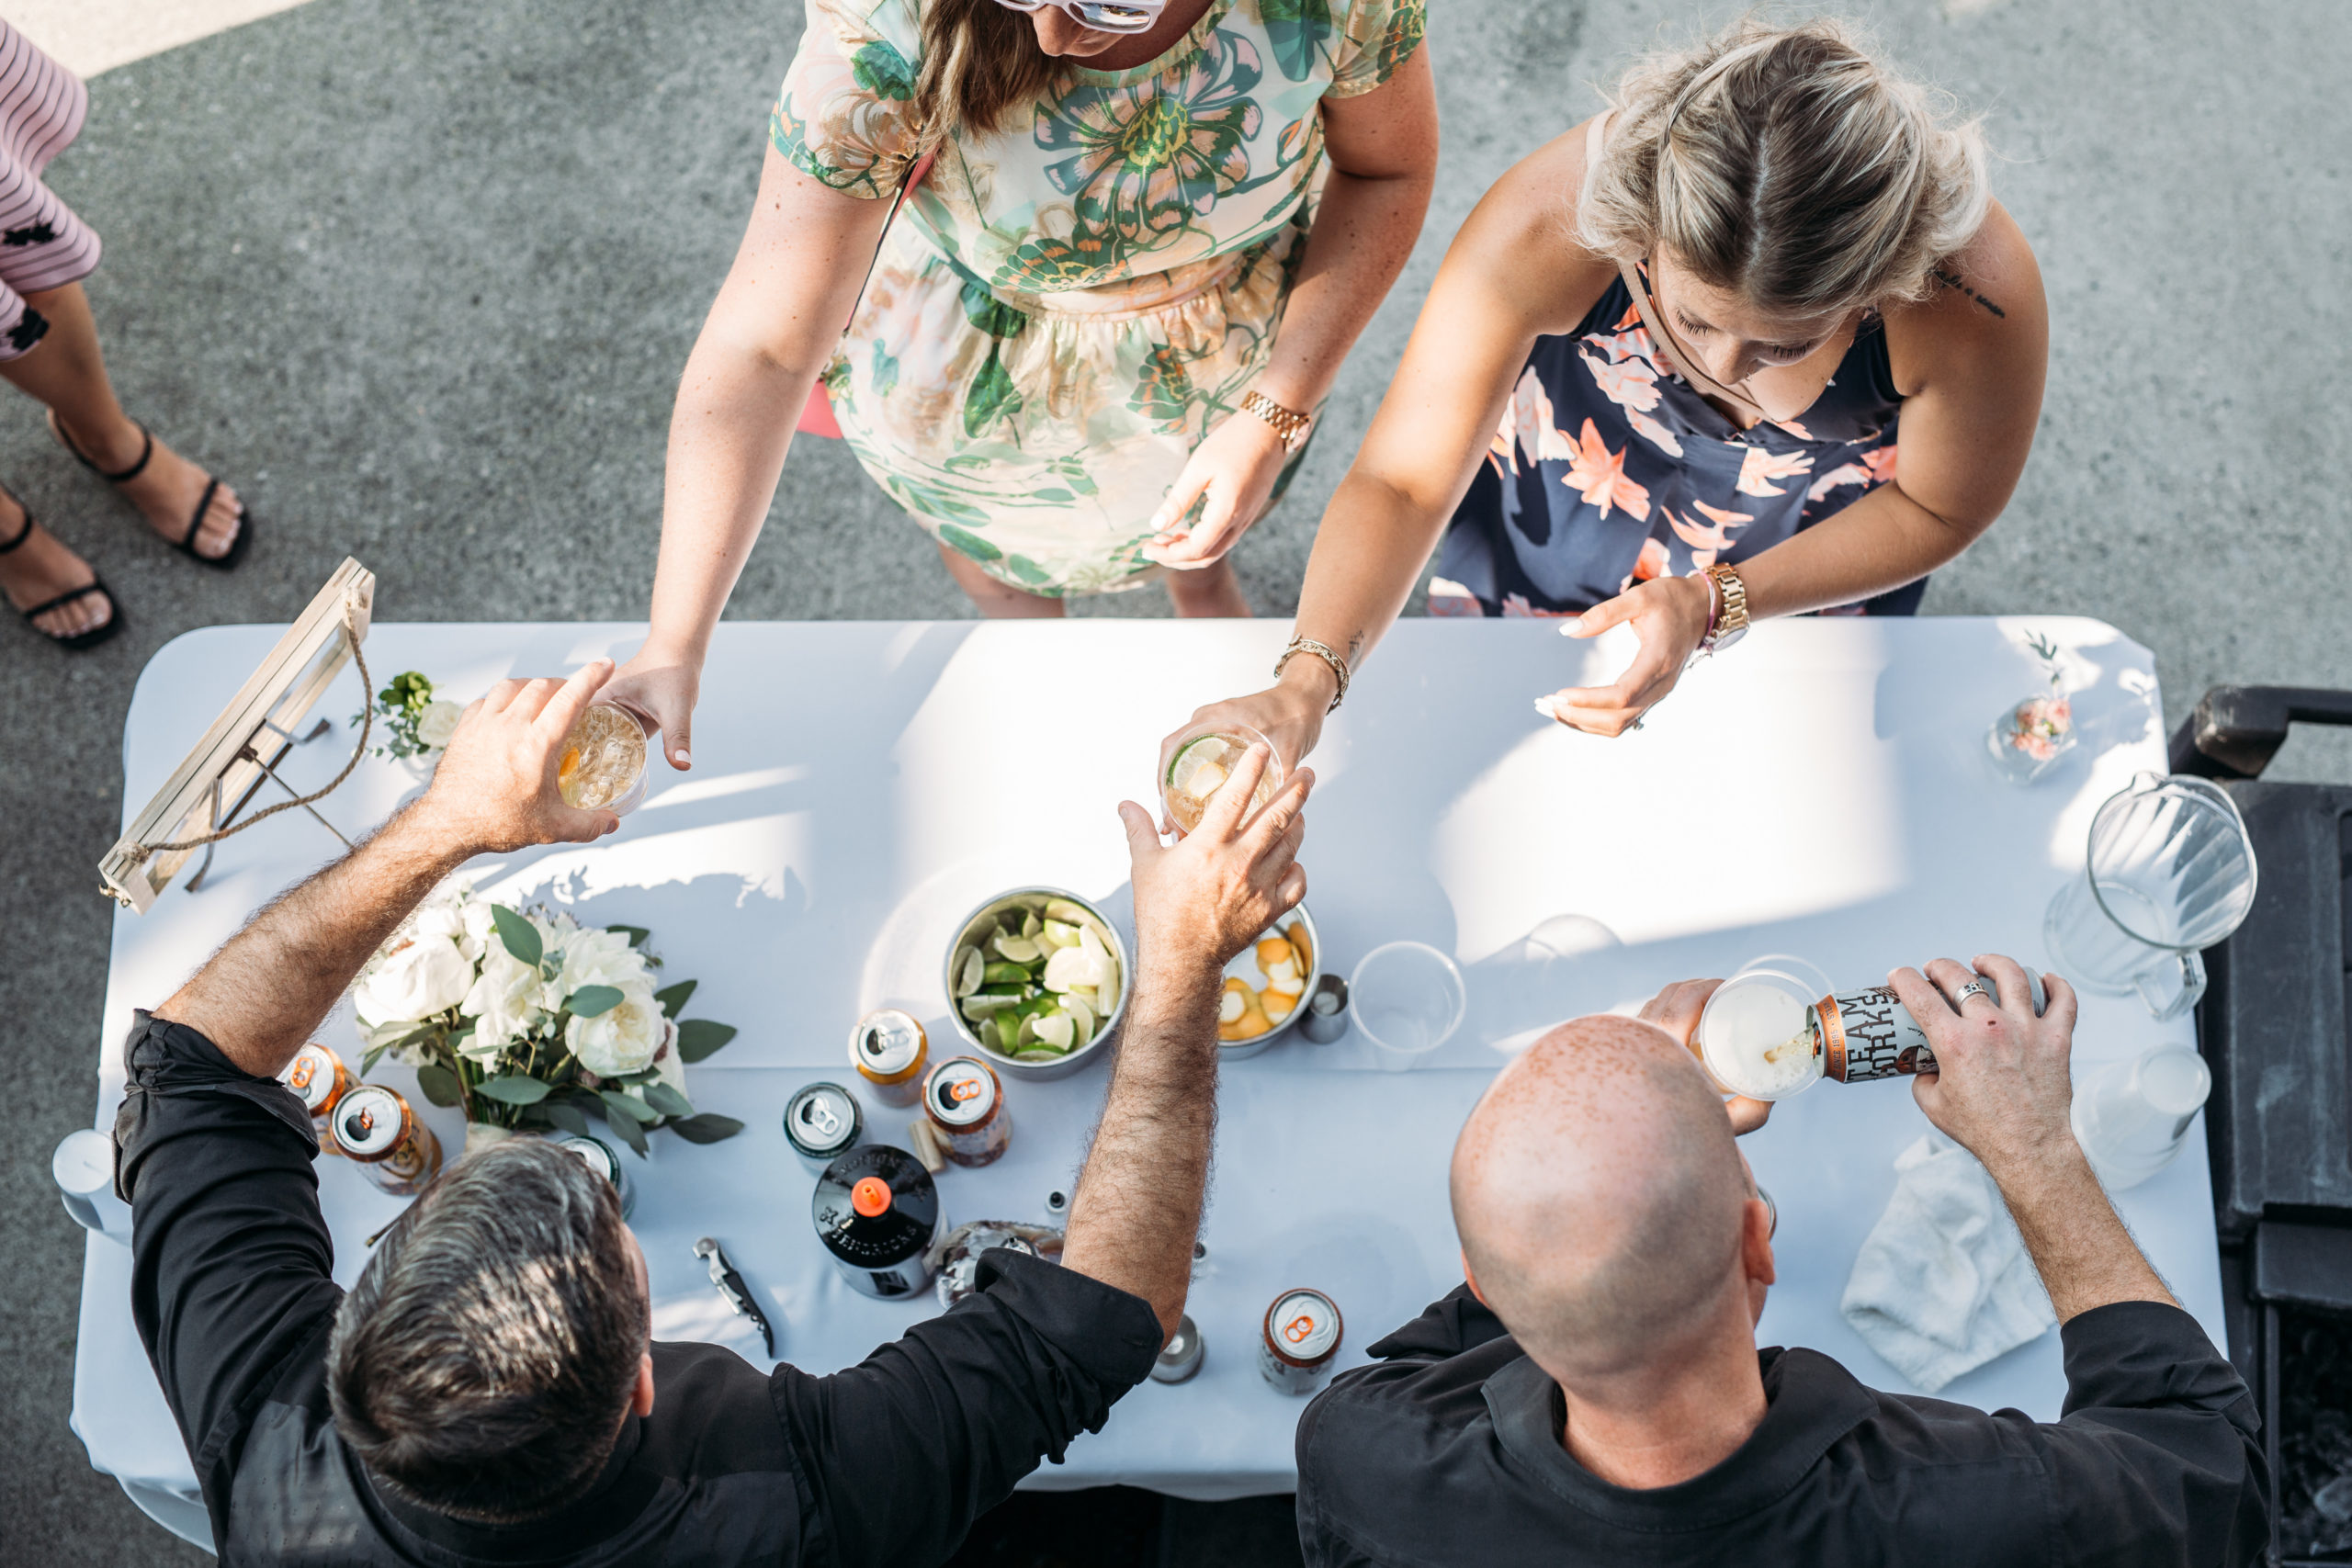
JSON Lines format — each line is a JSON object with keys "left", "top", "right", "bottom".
{"left": 73, "top": 615, "right": 2224, "bottom": 1510}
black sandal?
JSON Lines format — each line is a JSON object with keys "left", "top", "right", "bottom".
{"left": 0, "top": 489, "right": 122, "bottom": 650}
{"left": 49, "top": 411, "right": 254, "bottom": 571}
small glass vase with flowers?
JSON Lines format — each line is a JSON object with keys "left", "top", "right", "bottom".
{"left": 1985, "top": 631, "right": 2076, "bottom": 784}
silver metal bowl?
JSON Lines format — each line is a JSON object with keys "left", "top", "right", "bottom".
{"left": 943, "top": 886, "right": 1130, "bottom": 1081}
{"left": 1218, "top": 902, "right": 1321, "bottom": 1062}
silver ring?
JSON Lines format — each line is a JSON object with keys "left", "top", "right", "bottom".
{"left": 1954, "top": 978, "right": 1993, "bottom": 1006}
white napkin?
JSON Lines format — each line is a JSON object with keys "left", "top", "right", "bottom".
{"left": 1839, "top": 1133, "right": 2055, "bottom": 1393}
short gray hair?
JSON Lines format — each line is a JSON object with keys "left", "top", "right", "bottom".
{"left": 328, "top": 1140, "right": 646, "bottom": 1523}
{"left": 1580, "top": 17, "right": 1992, "bottom": 316}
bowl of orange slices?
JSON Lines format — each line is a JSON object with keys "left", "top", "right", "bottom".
{"left": 1216, "top": 903, "right": 1320, "bottom": 1060}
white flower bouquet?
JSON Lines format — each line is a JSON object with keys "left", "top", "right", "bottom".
{"left": 351, "top": 880, "right": 741, "bottom": 1155}
{"left": 353, "top": 670, "right": 465, "bottom": 761}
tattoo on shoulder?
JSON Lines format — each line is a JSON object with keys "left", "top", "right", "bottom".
{"left": 1931, "top": 266, "right": 2007, "bottom": 320}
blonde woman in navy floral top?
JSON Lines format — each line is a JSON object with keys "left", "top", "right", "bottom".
{"left": 1182, "top": 19, "right": 2048, "bottom": 761}
{"left": 610, "top": 0, "right": 1434, "bottom": 767}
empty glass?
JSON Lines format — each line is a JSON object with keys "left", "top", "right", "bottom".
{"left": 2070, "top": 1047, "right": 2212, "bottom": 1191}
{"left": 1351, "top": 942, "right": 1465, "bottom": 1070}
{"left": 2043, "top": 772, "right": 2256, "bottom": 1020}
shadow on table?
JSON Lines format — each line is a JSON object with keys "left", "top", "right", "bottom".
{"left": 946, "top": 1487, "right": 1302, "bottom": 1568}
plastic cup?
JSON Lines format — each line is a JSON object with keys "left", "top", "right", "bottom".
{"left": 1694, "top": 954, "right": 1834, "bottom": 1101}
{"left": 1160, "top": 722, "right": 1283, "bottom": 836}
{"left": 1350, "top": 942, "right": 1466, "bottom": 1071}
{"left": 558, "top": 700, "right": 651, "bottom": 817}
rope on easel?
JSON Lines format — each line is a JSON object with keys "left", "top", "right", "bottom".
{"left": 120, "top": 596, "right": 375, "bottom": 865}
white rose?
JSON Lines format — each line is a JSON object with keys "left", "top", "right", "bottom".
{"left": 460, "top": 942, "right": 546, "bottom": 1059}
{"left": 568, "top": 987, "right": 665, "bottom": 1077}
{"left": 456, "top": 897, "right": 499, "bottom": 964}
{"left": 353, "top": 935, "right": 473, "bottom": 1031}
{"left": 558, "top": 924, "right": 653, "bottom": 998}
{"left": 415, "top": 699, "right": 463, "bottom": 750}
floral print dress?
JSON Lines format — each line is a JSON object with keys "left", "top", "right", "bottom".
{"left": 775, "top": 0, "right": 1425, "bottom": 596}
{"left": 1431, "top": 272, "right": 1923, "bottom": 619}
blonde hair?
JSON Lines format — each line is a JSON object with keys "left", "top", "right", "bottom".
{"left": 910, "top": 0, "right": 1064, "bottom": 154}
{"left": 1578, "top": 17, "right": 1991, "bottom": 317}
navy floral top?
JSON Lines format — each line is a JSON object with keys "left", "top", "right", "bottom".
{"left": 1431, "top": 274, "right": 1922, "bottom": 618}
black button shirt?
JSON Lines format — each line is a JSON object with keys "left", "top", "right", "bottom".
{"left": 1296, "top": 1285, "right": 2267, "bottom": 1567}
{"left": 112, "top": 1013, "right": 1164, "bottom": 1567}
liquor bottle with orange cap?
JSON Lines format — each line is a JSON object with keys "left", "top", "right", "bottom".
{"left": 811, "top": 1145, "right": 943, "bottom": 1299}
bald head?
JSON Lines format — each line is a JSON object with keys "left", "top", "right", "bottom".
{"left": 1452, "top": 1015, "right": 1752, "bottom": 1379}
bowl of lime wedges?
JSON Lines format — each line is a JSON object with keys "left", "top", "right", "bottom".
{"left": 944, "top": 887, "right": 1129, "bottom": 1081}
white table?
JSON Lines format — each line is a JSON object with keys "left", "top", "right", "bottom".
{"left": 73, "top": 615, "right": 2225, "bottom": 1542}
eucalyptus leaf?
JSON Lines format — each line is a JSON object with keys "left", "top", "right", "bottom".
{"left": 475, "top": 1074, "right": 551, "bottom": 1106}
{"left": 492, "top": 905, "right": 542, "bottom": 968}
{"left": 607, "top": 1109, "right": 650, "bottom": 1157}
{"left": 414, "top": 1064, "right": 464, "bottom": 1108}
{"left": 653, "top": 980, "right": 697, "bottom": 1020}
{"left": 600, "top": 1089, "right": 661, "bottom": 1123}
{"left": 568, "top": 985, "right": 625, "bottom": 1019}
{"left": 665, "top": 1113, "right": 745, "bottom": 1145}
{"left": 359, "top": 1042, "right": 393, "bottom": 1076}
{"left": 675, "top": 1020, "right": 738, "bottom": 1064}
{"left": 642, "top": 1082, "right": 695, "bottom": 1119}
{"left": 539, "top": 1100, "right": 592, "bottom": 1136}
{"left": 605, "top": 924, "right": 651, "bottom": 948}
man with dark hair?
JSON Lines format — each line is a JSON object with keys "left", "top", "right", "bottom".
{"left": 119, "top": 661, "right": 1310, "bottom": 1562}
{"left": 1295, "top": 968, "right": 2268, "bottom": 1567}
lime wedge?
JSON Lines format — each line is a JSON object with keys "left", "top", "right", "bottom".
{"left": 1021, "top": 908, "right": 1043, "bottom": 939}
{"left": 994, "top": 933, "right": 1044, "bottom": 964}
{"left": 1034, "top": 1010, "right": 1076, "bottom": 1051}
{"left": 954, "top": 947, "right": 984, "bottom": 998}
{"left": 1013, "top": 1047, "right": 1066, "bottom": 1062}
{"left": 1044, "top": 898, "right": 1092, "bottom": 926}
{"left": 1065, "top": 993, "right": 1096, "bottom": 1041}
{"left": 1040, "top": 919, "right": 1081, "bottom": 950}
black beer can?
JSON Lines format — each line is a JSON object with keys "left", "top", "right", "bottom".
{"left": 785, "top": 1081, "right": 865, "bottom": 1171}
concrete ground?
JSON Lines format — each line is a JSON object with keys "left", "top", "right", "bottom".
{"left": 3, "top": 0, "right": 2347, "bottom": 1561}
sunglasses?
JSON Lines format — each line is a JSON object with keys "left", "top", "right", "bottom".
{"left": 991, "top": 0, "right": 1165, "bottom": 33}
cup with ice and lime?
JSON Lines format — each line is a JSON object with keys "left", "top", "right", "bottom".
{"left": 1160, "top": 723, "right": 1283, "bottom": 837}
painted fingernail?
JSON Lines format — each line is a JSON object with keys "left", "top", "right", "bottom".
{"left": 1532, "top": 696, "right": 1558, "bottom": 719}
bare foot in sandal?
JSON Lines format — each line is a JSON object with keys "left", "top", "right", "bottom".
{"left": 0, "top": 485, "right": 116, "bottom": 642}
{"left": 51, "top": 411, "right": 246, "bottom": 564}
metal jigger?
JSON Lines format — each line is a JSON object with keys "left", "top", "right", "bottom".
{"left": 1297, "top": 974, "right": 1351, "bottom": 1043}
{"left": 1151, "top": 1314, "right": 1204, "bottom": 1383}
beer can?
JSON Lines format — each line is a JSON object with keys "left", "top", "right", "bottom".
{"left": 282, "top": 1043, "right": 355, "bottom": 1151}
{"left": 1260, "top": 1288, "right": 1342, "bottom": 1394}
{"left": 785, "top": 1081, "right": 865, "bottom": 1171}
{"left": 1819, "top": 969, "right": 2046, "bottom": 1083}
{"left": 851, "top": 1010, "right": 929, "bottom": 1108}
{"left": 547, "top": 1131, "right": 636, "bottom": 1221}
{"left": 813, "top": 1144, "right": 944, "bottom": 1299}
{"left": 331, "top": 1085, "right": 443, "bottom": 1196}
{"left": 923, "top": 1055, "right": 1012, "bottom": 1168}
{"left": 1151, "top": 1314, "right": 1205, "bottom": 1384}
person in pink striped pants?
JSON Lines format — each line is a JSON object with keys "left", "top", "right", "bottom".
{"left": 0, "top": 16, "right": 252, "bottom": 651}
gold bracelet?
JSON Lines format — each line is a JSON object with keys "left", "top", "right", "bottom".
{"left": 1274, "top": 636, "right": 1350, "bottom": 714}
{"left": 1241, "top": 390, "right": 1314, "bottom": 454}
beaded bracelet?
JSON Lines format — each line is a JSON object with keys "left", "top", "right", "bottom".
{"left": 1274, "top": 637, "right": 1351, "bottom": 714}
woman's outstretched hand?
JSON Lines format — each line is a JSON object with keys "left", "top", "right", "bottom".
{"left": 1142, "top": 411, "right": 1291, "bottom": 570}
{"left": 1164, "top": 669, "right": 1330, "bottom": 799}
{"left": 605, "top": 647, "right": 701, "bottom": 772}
{"left": 1539, "top": 572, "right": 1713, "bottom": 737}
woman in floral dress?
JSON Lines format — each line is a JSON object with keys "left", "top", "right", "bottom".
{"left": 612, "top": 0, "right": 1434, "bottom": 763}
{"left": 1182, "top": 19, "right": 2048, "bottom": 760}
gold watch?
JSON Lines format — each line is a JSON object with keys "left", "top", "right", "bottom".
{"left": 1241, "top": 390, "right": 1314, "bottom": 454}
{"left": 1700, "top": 563, "right": 1749, "bottom": 656}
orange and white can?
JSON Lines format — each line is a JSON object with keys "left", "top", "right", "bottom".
{"left": 282, "top": 1043, "right": 355, "bottom": 1152}
{"left": 922, "top": 1055, "right": 1011, "bottom": 1168}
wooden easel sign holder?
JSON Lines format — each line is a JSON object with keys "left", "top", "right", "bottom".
{"left": 100, "top": 558, "right": 377, "bottom": 913}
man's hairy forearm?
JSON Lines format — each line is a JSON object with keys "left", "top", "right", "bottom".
{"left": 1060, "top": 960, "right": 1226, "bottom": 1339}
{"left": 1988, "top": 1145, "right": 2177, "bottom": 1322}
{"left": 155, "top": 807, "right": 468, "bottom": 1079}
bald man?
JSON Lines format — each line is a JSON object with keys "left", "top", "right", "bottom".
{"left": 1295, "top": 959, "right": 2267, "bottom": 1568}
